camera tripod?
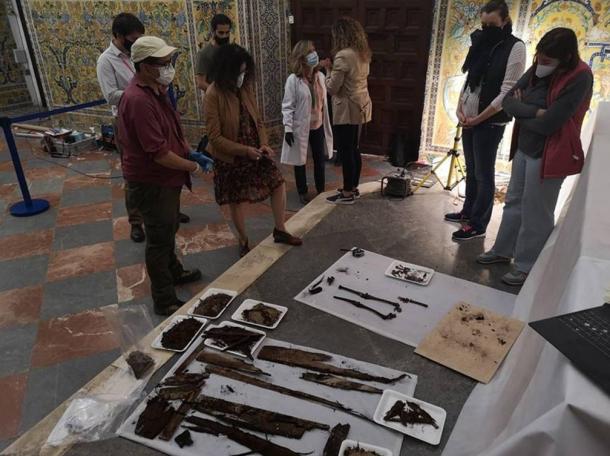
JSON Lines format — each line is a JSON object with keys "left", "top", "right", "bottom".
{"left": 412, "top": 125, "right": 466, "bottom": 193}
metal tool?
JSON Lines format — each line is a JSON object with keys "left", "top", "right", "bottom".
{"left": 338, "top": 285, "right": 401, "bottom": 312}
{"left": 398, "top": 296, "right": 429, "bottom": 308}
{"left": 334, "top": 296, "right": 396, "bottom": 320}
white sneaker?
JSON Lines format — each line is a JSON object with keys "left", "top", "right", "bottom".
{"left": 502, "top": 270, "right": 528, "bottom": 286}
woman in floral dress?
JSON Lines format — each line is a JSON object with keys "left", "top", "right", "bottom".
{"left": 204, "top": 44, "right": 302, "bottom": 257}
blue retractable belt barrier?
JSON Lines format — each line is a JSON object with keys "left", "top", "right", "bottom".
{"left": 1, "top": 99, "right": 106, "bottom": 217}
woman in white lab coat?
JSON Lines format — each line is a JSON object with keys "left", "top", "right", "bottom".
{"left": 281, "top": 40, "right": 334, "bottom": 204}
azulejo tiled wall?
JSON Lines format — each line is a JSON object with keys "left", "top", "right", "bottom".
{"left": 19, "top": 0, "right": 289, "bottom": 141}
{"left": 421, "top": 0, "right": 610, "bottom": 157}
{"left": 0, "top": 1, "right": 31, "bottom": 111}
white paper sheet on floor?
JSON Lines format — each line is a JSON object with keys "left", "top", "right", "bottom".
{"left": 443, "top": 102, "right": 610, "bottom": 455}
{"left": 118, "top": 337, "right": 417, "bottom": 456}
{"left": 295, "top": 250, "right": 516, "bottom": 347}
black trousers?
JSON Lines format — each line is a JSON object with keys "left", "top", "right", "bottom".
{"left": 335, "top": 124, "right": 361, "bottom": 191}
{"left": 461, "top": 124, "right": 506, "bottom": 232}
{"left": 294, "top": 126, "right": 326, "bottom": 195}
{"left": 126, "top": 182, "right": 184, "bottom": 310}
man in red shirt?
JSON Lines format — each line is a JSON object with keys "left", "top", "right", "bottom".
{"left": 117, "top": 36, "right": 204, "bottom": 316}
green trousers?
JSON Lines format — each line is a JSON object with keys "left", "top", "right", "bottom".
{"left": 126, "top": 182, "right": 184, "bottom": 310}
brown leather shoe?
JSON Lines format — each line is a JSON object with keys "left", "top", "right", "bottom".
{"left": 273, "top": 229, "right": 302, "bottom": 246}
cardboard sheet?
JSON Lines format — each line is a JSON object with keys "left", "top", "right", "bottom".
{"left": 295, "top": 250, "right": 517, "bottom": 348}
{"left": 118, "top": 337, "right": 417, "bottom": 456}
{"left": 415, "top": 302, "right": 525, "bottom": 383}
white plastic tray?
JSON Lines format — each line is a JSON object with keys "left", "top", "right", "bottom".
{"left": 188, "top": 288, "right": 237, "bottom": 320}
{"left": 203, "top": 321, "right": 266, "bottom": 358}
{"left": 339, "top": 439, "right": 393, "bottom": 455}
{"left": 373, "top": 389, "right": 446, "bottom": 445}
{"left": 151, "top": 315, "right": 208, "bottom": 353}
{"left": 231, "top": 299, "right": 288, "bottom": 329}
{"left": 384, "top": 260, "right": 434, "bottom": 286}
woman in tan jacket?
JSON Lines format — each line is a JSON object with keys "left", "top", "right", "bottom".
{"left": 204, "top": 44, "right": 302, "bottom": 257}
{"left": 323, "top": 17, "right": 373, "bottom": 205}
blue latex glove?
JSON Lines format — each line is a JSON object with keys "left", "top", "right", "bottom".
{"left": 188, "top": 151, "right": 214, "bottom": 172}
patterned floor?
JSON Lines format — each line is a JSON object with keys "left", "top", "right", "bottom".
{"left": 0, "top": 133, "right": 393, "bottom": 449}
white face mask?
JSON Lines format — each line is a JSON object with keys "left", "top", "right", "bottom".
{"left": 535, "top": 62, "right": 559, "bottom": 78}
{"left": 236, "top": 71, "right": 246, "bottom": 89}
{"left": 306, "top": 51, "right": 319, "bottom": 67}
{"left": 156, "top": 65, "right": 175, "bottom": 85}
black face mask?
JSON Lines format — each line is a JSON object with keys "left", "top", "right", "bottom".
{"left": 481, "top": 25, "right": 504, "bottom": 44}
{"left": 215, "top": 35, "right": 230, "bottom": 46}
{"left": 123, "top": 39, "right": 135, "bottom": 53}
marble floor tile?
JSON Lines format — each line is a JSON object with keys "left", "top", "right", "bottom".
{"left": 176, "top": 223, "right": 237, "bottom": 256}
{"left": 47, "top": 242, "right": 115, "bottom": 282}
{"left": 180, "top": 186, "right": 215, "bottom": 206}
{"left": 56, "top": 201, "right": 112, "bottom": 227}
{"left": 0, "top": 373, "right": 28, "bottom": 439}
{"left": 53, "top": 220, "right": 113, "bottom": 251}
{"left": 25, "top": 167, "right": 67, "bottom": 181}
{"left": 116, "top": 263, "right": 150, "bottom": 303}
{"left": 0, "top": 323, "right": 38, "bottom": 377}
{"left": 60, "top": 186, "right": 112, "bottom": 207}
{"left": 0, "top": 229, "right": 53, "bottom": 261}
{"left": 41, "top": 270, "right": 117, "bottom": 320}
{"left": 0, "top": 255, "right": 49, "bottom": 292}
{"left": 0, "top": 286, "right": 43, "bottom": 329}
{"left": 112, "top": 216, "right": 131, "bottom": 241}
{"left": 63, "top": 174, "right": 112, "bottom": 192}
{"left": 20, "top": 349, "right": 119, "bottom": 434}
{"left": 31, "top": 310, "right": 119, "bottom": 368}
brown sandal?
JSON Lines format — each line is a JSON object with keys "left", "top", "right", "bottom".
{"left": 273, "top": 229, "right": 303, "bottom": 246}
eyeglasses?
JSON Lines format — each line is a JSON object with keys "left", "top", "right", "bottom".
{"left": 150, "top": 62, "right": 173, "bottom": 70}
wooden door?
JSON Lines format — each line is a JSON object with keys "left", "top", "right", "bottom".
{"left": 290, "top": 0, "right": 434, "bottom": 157}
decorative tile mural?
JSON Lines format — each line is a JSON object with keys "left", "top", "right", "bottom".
{"left": 421, "top": 0, "right": 530, "bottom": 157}
{"left": 25, "top": 0, "right": 198, "bottom": 120}
{"left": 421, "top": 0, "right": 610, "bottom": 157}
{"left": 527, "top": 0, "right": 609, "bottom": 113}
{"left": 192, "top": 0, "right": 241, "bottom": 48}
{"left": 18, "top": 0, "right": 288, "bottom": 136}
{"left": 0, "top": 1, "right": 31, "bottom": 110}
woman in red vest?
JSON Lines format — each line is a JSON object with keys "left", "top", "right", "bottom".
{"left": 476, "top": 28, "right": 593, "bottom": 286}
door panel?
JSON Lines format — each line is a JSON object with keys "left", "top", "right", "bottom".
{"left": 290, "top": 0, "right": 433, "bottom": 157}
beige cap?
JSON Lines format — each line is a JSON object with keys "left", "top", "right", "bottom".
{"left": 131, "top": 36, "right": 177, "bottom": 63}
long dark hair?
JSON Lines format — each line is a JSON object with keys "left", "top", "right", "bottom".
{"left": 210, "top": 43, "right": 255, "bottom": 91}
{"left": 536, "top": 27, "right": 580, "bottom": 71}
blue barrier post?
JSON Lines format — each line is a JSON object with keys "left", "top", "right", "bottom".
{"left": 1, "top": 116, "right": 49, "bottom": 216}
{"left": 1, "top": 99, "right": 107, "bottom": 217}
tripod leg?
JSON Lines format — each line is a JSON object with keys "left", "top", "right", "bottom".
{"left": 412, "top": 153, "right": 451, "bottom": 193}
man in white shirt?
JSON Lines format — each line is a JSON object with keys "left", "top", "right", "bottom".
{"left": 97, "top": 13, "right": 146, "bottom": 243}
{"left": 97, "top": 14, "right": 191, "bottom": 242}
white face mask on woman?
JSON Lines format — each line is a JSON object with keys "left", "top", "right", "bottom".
{"left": 535, "top": 61, "right": 559, "bottom": 78}
{"left": 306, "top": 51, "right": 319, "bottom": 67}
{"left": 236, "top": 71, "right": 246, "bottom": 89}
{"left": 156, "top": 65, "right": 175, "bottom": 86}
